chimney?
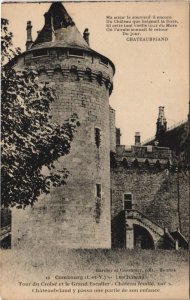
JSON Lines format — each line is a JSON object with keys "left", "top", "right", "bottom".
{"left": 26, "top": 21, "right": 33, "bottom": 50}
{"left": 135, "top": 132, "right": 141, "bottom": 146}
{"left": 116, "top": 128, "right": 121, "bottom": 145}
{"left": 83, "top": 28, "right": 90, "bottom": 45}
{"left": 158, "top": 106, "right": 166, "bottom": 124}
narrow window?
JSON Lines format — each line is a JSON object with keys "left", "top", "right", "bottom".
{"left": 124, "top": 193, "right": 132, "bottom": 210}
{"left": 132, "top": 158, "right": 139, "bottom": 169}
{"left": 95, "top": 184, "right": 102, "bottom": 223}
{"left": 122, "top": 158, "right": 129, "bottom": 168}
{"left": 95, "top": 128, "right": 101, "bottom": 148}
{"left": 155, "top": 160, "right": 161, "bottom": 170}
{"left": 96, "top": 184, "right": 101, "bottom": 198}
{"left": 33, "top": 49, "right": 48, "bottom": 57}
{"left": 144, "top": 159, "right": 150, "bottom": 169}
{"left": 100, "top": 57, "right": 108, "bottom": 66}
{"left": 68, "top": 49, "right": 83, "bottom": 57}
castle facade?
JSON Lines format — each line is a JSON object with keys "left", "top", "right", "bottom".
{"left": 3, "top": 2, "right": 189, "bottom": 250}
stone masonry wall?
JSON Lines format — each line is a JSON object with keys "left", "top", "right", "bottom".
{"left": 12, "top": 49, "right": 114, "bottom": 249}
{"left": 111, "top": 166, "right": 189, "bottom": 248}
{"left": 109, "top": 106, "right": 116, "bottom": 153}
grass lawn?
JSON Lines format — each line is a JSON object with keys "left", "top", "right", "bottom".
{"left": 1, "top": 247, "right": 189, "bottom": 300}
{"left": 1, "top": 248, "right": 189, "bottom": 300}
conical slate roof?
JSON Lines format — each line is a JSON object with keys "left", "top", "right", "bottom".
{"left": 31, "top": 2, "right": 91, "bottom": 51}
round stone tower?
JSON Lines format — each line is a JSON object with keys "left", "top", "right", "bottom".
{"left": 12, "top": 2, "right": 115, "bottom": 249}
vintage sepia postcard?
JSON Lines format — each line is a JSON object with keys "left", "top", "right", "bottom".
{"left": 1, "top": 1, "right": 189, "bottom": 300}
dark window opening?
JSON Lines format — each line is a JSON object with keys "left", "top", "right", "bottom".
{"left": 33, "top": 49, "right": 48, "bottom": 57}
{"left": 155, "top": 160, "right": 161, "bottom": 170}
{"left": 132, "top": 158, "right": 139, "bottom": 169}
{"left": 124, "top": 193, "right": 132, "bottom": 210}
{"left": 95, "top": 128, "right": 101, "bottom": 148}
{"left": 122, "top": 158, "right": 129, "bottom": 168}
{"left": 69, "top": 49, "right": 83, "bottom": 57}
{"left": 96, "top": 184, "right": 101, "bottom": 198}
{"left": 1, "top": 235, "right": 11, "bottom": 249}
{"left": 97, "top": 72, "right": 103, "bottom": 84}
{"left": 100, "top": 57, "right": 108, "bottom": 66}
{"left": 57, "top": 50, "right": 66, "bottom": 58}
{"left": 124, "top": 193, "right": 132, "bottom": 201}
{"left": 144, "top": 159, "right": 150, "bottom": 169}
{"left": 110, "top": 152, "right": 117, "bottom": 168}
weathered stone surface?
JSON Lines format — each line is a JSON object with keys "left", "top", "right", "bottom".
{"left": 8, "top": 2, "right": 189, "bottom": 251}
{"left": 12, "top": 40, "right": 114, "bottom": 249}
{"left": 111, "top": 167, "right": 189, "bottom": 248}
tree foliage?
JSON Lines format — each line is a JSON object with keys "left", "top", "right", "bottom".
{"left": 1, "top": 18, "right": 21, "bottom": 64}
{"left": 180, "top": 122, "right": 190, "bottom": 167}
{"left": 1, "top": 19, "right": 80, "bottom": 208}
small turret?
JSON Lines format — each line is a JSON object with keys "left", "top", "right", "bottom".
{"left": 116, "top": 128, "right": 121, "bottom": 145}
{"left": 156, "top": 106, "right": 167, "bottom": 139}
{"left": 134, "top": 132, "right": 141, "bottom": 146}
{"left": 26, "top": 21, "right": 33, "bottom": 50}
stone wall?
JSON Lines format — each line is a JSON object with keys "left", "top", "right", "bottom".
{"left": 12, "top": 49, "right": 114, "bottom": 249}
{"left": 111, "top": 166, "right": 189, "bottom": 247}
{"left": 109, "top": 106, "right": 116, "bottom": 153}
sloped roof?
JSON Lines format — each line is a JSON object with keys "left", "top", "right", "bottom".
{"left": 31, "top": 2, "right": 92, "bottom": 51}
{"left": 19, "top": 2, "right": 115, "bottom": 74}
{"left": 143, "top": 120, "right": 187, "bottom": 152}
{"left": 32, "top": 28, "right": 90, "bottom": 51}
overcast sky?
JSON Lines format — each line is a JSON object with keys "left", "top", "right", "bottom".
{"left": 2, "top": 1, "right": 189, "bottom": 145}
